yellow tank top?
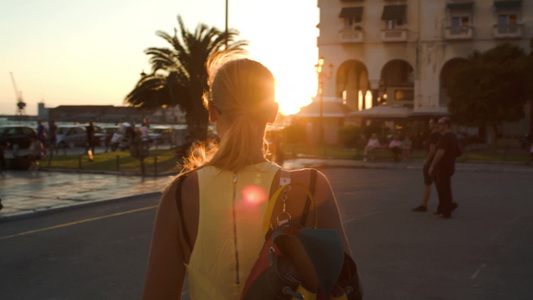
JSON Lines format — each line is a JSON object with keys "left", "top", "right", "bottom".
{"left": 186, "top": 161, "right": 280, "bottom": 299}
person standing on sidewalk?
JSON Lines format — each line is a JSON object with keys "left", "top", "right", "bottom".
{"left": 429, "top": 117, "right": 459, "bottom": 219}
{"left": 412, "top": 119, "right": 441, "bottom": 212}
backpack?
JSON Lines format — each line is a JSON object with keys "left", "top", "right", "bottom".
{"left": 240, "top": 170, "right": 363, "bottom": 300}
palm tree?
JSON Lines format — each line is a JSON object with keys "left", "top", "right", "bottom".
{"left": 125, "top": 15, "right": 248, "bottom": 140}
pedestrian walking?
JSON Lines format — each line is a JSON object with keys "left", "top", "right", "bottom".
{"left": 36, "top": 119, "right": 46, "bottom": 143}
{"left": 86, "top": 121, "right": 96, "bottom": 162}
{"left": 28, "top": 135, "right": 44, "bottom": 171}
{"left": 142, "top": 58, "right": 360, "bottom": 299}
{"left": 412, "top": 119, "right": 441, "bottom": 212}
{"left": 429, "top": 117, "right": 459, "bottom": 219}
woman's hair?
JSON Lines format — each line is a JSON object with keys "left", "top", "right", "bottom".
{"left": 181, "top": 56, "right": 277, "bottom": 172}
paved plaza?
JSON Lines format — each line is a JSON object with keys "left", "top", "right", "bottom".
{"left": 0, "top": 158, "right": 532, "bottom": 299}
{"left": 1, "top": 158, "right": 532, "bottom": 221}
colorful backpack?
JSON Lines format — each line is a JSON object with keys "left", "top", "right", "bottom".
{"left": 240, "top": 170, "right": 363, "bottom": 300}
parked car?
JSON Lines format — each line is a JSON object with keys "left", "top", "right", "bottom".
{"left": 99, "top": 125, "right": 120, "bottom": 148}
{"left": 56, "top": 125, "right": 109, "bottom": 148}
{"left": 0, "top": 125, "right": 37, "bottom": 149}
{"left": 93, "top": 125, "right": 111, "bottom": 147}
{"left": 56, "top": 126, "right": 87, "bottom": 148}
{"left": 149, "top": 125, "right": 173, "bottom": 145}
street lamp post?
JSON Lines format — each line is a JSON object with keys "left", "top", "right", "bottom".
{"left": 225, "top": 0, "right": 229, "bottom": 50}
{"left": 315, "top": 57, "right": 333, "bottom": 144}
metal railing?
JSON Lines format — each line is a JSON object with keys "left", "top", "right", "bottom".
{"left": 493, "top": 24, "right": 523, "bottom": 38}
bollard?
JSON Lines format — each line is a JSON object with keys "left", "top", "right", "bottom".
{"left": 116, "top": 155, "right": 120, "bottom": 171}
{"left": 154, "top": 156, "right": 157, "bottom": 176}
{"left": 78, "top": 154, "right": 82, "bottom": 169}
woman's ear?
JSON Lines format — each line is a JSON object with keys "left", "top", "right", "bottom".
{"left": 267, "top": 102, "right": 279, "bottom": 123}
{"left": 208, "top": 104, "right": 219, "bottom": 123}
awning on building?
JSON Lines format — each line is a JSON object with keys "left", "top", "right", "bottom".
{"left": 296, "top": 101, "right": 352, "bottom": 118}
{"left": 494, "top": 1, "right": 521, "bottom": 9}
{"left": 339, "top": 7, "right": 364, "bottom": 22}
{"left": 348, "top": 105, "right": 412, "bottom": 119}
{"left": 381, "top": 5, "right": 407, "bottom": 21}
{"left": 447, "top": 2, "right": 474, "bottom": 10}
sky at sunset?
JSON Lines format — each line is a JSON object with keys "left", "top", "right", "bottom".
{"left": 0, "top": 0, "right": 319, "bottom": 116}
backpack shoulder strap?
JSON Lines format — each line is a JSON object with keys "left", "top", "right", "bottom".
{"left": 300, "top": 169, "right": 317, "bottom": 227}
{"left": 262, "top": 169, "right": 318, "bottom": 235}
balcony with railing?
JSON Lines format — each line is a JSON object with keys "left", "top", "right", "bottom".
{"left": 339, "top": 29, "right": 364, "bottom": 43}
{"left": 380, "top": 29, "right": 407, "bottom": 42}
{"left": 444, "top": 26, "right": 474, "bottom": 40}
{"left": 493, "top": 24, "right": 523, "bottom": 39}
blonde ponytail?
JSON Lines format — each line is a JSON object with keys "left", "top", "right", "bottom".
{"left": 179, "top": 57, "right": 276, "bottom": 173}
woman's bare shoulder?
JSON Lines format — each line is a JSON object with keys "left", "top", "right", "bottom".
{"left": 163, "top": 170, "right": 199, "bottom": 197}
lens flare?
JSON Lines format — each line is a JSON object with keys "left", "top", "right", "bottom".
{"left": 242, "top": 185, "right": 267, "bottom": 206}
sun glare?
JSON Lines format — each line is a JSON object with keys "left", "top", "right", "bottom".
{"left": 274, "top": 68, "right": 318, "bottom": 115}
{"left": 250, "top": 50, "right": 318, "bottom": 116}
{"left": 275, "top": 84, "right": 314, "bottom": 115}
{"left": 242, "top": 185, "right": 267, "bottom": 206}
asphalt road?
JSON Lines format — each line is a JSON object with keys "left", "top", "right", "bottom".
{"left": 0, "top": 167, "right": 531, "bottom": 300}
{"left": 0, "top": 193, "right": 160, "bottom": 300}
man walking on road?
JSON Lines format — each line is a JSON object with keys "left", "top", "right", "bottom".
{"left": 412, "top": 119, "right": 440, "bottom": 212}
{"left": 86, "top": 121, "right": 96, "bottom": 162}
{"left": 429, "top": 117, "right": 459, "bottom": 219}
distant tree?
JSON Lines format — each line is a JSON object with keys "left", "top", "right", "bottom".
{"left": 125, "top": 15, "right": 247, "bottom": 141}
{"left": 447, "top": 43, "right": 528, "bottom": 147}
{"left": 337, "top": 125, "right": 361, "bottom": 148}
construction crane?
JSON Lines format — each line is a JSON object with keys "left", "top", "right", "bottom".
{"left": 10, "top": 72, "right": 26, "bottom": 116}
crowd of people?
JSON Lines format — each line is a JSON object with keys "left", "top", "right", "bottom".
{"left": 24, "top": 119, "right": 154, "bottom": 169}
{"left": 363, "top": 132, "right": 413, "bottom": 162}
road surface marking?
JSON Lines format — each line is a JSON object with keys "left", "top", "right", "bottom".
{"left": 470, "top": 263, "right": 487, "bottom": 279}
{"left": 344, "top": 210, "right": 379, "bottom": 224}
{"left": 0, "top": 205, "right": 158, "bottom": 241}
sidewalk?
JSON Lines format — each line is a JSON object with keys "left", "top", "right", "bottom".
{"left": 1, "top": 158, "right": 531, "bottom": 221}
{"left": 0, "top": 171, "right": 172, "bottom": 222}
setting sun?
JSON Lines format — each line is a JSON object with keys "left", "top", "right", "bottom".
{"left": 250, "top": 56, "right": 318, "bottom": 116}
{"left": 275, "top": 82, "right": 315, "bottom": 115}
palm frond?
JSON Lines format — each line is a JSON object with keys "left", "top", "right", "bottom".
{"left": 128, "top": 14, "right": 249, "bottom": 140}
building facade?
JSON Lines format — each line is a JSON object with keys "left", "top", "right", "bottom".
{"left": 317, "top": 0, "right": 531, "bottom": 118}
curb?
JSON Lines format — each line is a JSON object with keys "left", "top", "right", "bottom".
{"left": 0, "top": 191, "right": 161, "bottom": 223}
{"left": 36, "top": 168, "right": 178, "bottom": 178}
